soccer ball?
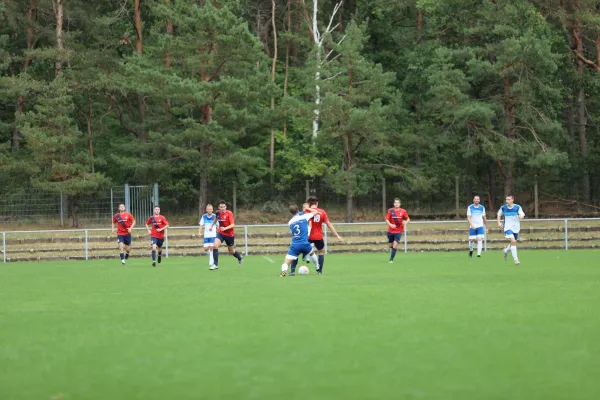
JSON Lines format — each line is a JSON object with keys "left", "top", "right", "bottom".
{"left": 298, "top": 265, "right": 310, "bottom": 275}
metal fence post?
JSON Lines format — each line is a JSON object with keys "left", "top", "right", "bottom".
{"left": 85, "top": 230, "right": 89, "bottom": 260}
{"left": 484, "top": 230, "right": 488, "bottom": 252}
{"left": 124, "top": 183, "right": 131, "bottom": 212}
{"left": 404, "top": 228, "right": 408, "bottom": 253}
{"left": 324, "top": 225, "right": 328, "bottom": 254}
{"left": 165, "top": 230, "right": 169, "bottom": 258}
{"left": 153, "top": 183, "right": 159, "bottom": 207}
{"left": 244, "top": 225, "right": 248, "bottom": 256}
{"left": 60, "top": 192, "right": 64, "bottom": 227}
{"left": 2, "top": 232, "right": 6, "bottom": 263}
{"left": 564, "top": 219, "right": 568, "bottom": 251}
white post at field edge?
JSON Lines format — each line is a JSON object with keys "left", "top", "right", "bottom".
{"left": 324, "top": 225, "right": 328, "bottom": 254}
{"left": 165, "top": 231, "right": 169, "bottom": 258}
{"left": 2, "top": 232, "right": 6, "bottom": 263}
{"left": 404, "top": 228, "right": 408, "bottom": 253}
{"left": 85, "top": 230, "right": 89, "bottom": 260}
{"left": 244, "top": 226, "right": 248, "bottom": 256}
{"left": 564, "top": 219, "right": 568, "bottom": 250}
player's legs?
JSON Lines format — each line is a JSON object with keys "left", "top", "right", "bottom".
{"left": 213, "top": 236, "right": 222, "bottom": 267}
{"left": 388, "top": 233, "right": 400, "bottom": 263}
{"left": 225, "top": 236, "right": 243, "bottom": 265}
{"left": 313, "top": 240, "right": 325, "bottom": 273}
{"left": 281, "top": 248, "right": 299, "bottom": 277}
{"left": 156, "top": 239, "right": 164, "bottom": 264}
{"left": 510, "top": 234, "right": 519, "bottom": 264}
{"left": 151, "top": 239, "right": 159, "bottom": 266}
{"left": 476, "top": 227, "right": 484, "bottom": 257}
{"left": 468, "top": 228, "right": 476, "bottom": 257}
{"left": 307, "top": 247, "right": 320, "bottom": 270}
{"left": 118, "top": 240, "right": 126, "bottom": 263}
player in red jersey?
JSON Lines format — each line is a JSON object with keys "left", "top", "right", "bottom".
{"left": 112, "top": 203, "right": 136, "bottom": 265}
{"left": 385, "top": 198, "right": 410, "bottom": 263}
{"left": 209, "top": 200, "right": 243, "bottom": 269}
{"left": 145, "top": 206, "right": 169, "bottom": 267}
{"left": 291, "top": 195, "right": 343, "bottom": 275}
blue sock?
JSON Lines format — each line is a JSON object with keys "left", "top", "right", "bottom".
{"left": 152, "top": 250, "right": 156, "bottom": 261}
{"left": 318, "top": 255, "right": 324, "bottom": 272}
{"left": 120, "top": 253, "right": 124, "bottom": 260}
{"left": 290, "top": 259, "right": 298, "bottom": 273}
{"left": 233, "top": 251, "right": 242, "bottom": 260}
{"left": 390, "top": 248, "right": 397, "bottom": 261}
{"left": 213, "top": 249, "right": 219, "bottom": 266}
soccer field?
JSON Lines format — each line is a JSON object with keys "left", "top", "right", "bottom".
{"left": 1, "top": 252, "right": 599, "bottom": 400}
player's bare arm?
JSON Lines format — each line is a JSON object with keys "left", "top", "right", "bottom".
{"left": 111, "top": 221, "right": 115, "bottom": 234}
{"left": 403, "top": 217, "right": 410, "bottom": 228}
{"left": 483, "top": 215, "right": 489, "bottom": 232}
{"left": 158, "top": 223, "right": 169, "bottom": 232}
{"left": 497, "top": 214, "right": 503, "bottom": 229}
{"left": 325, "top": 220, "right": 344, "bottom": 242}
{"left": 198, "top": 224, "right": 204, "bottom": 238}
{"left": 386, "top": 218, "right": 396, "bottom": 229}
{"left": 145, "top": 223, "right": 152, "bottom": 234}
{"left": 467, "top": 215, "right": 474, "bottom": 230}
{"left": 128, "top": 219, "right": 136, "bottom": 233}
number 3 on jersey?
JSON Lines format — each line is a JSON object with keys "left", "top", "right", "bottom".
{"left": 292, "top": 224, "right": 301, "bottom": 237}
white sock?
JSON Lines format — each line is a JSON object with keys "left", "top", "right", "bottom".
{"left": 310, "top": 253, "right": 319, "bottom": 269}
{"left": 208, "top": 250, "right": 214, "bottom": 265}
{"left": 504, "top": 244, "right": 511, "bottom": 253}
{"left": 281, "top": 263, "right": 288, "bottom": 272}
{"left": 511, "top": 245, "right": 518, "bottom": 260}
{"left": 469, "top": 242, "right": 474, "bottom": 251}
{"left": 477, "top": 241, "right": 482, "bottom": 255}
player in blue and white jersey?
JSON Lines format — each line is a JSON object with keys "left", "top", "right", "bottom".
{"left": 198, "top": 204, "right": 219, "bottom": 270}
{"left": 467, "top": 195, "right": 488, "bottom": 258}
{"left": 280, "top": 204, "right": 320, "bottom": 277}
{"left": 497, "top": 194, "right": 525, "bottom": 265}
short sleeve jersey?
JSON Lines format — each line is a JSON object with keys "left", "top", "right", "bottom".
{"left": 200, "top": 213, "right": 218, "bottom": 238}
{"left": 113, "top": 212, "right": 135, "bottom": 235}
{"left": 386, "top": 208, "right": 409, "bottom": 233}
{"left": 146, "top": 215, "right": 169, "bottom": 239}
{"left": 216, "top": 210, "right": 235, "bottom": 237}
{"left": 467, "top": 204, "right": 486, "bottom": 228}
{"left": 288, "top": 213, "right": 313, "bottom": 244}
{"left": 497, "top": 204, "right": 525, "bottom": 233}
{"left": 308, "top": 208, "right": 329, "bottom": 241}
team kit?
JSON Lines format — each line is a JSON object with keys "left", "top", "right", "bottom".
{"left": 112, "top": 195, "right": 525, "bottom": 271}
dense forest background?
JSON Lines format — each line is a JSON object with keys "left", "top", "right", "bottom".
{"left": 1, "top": 0, "right": 600, "bottom": 223}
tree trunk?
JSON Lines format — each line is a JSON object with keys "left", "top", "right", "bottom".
{"left": 13, "top": 0, "right": 37, "bottom": 150}
{"left": 134, "top": 0, "right": 143, "bottom": 56}
{"left": 572, "top": 16, "right": 590, "bottom": 201}
{"left": 346, "top": 180, "right": 353, "bottom": 222}
{"left": 86, "top": 96, "right": 95, "bottom": 173}
{"left": 503, "top": 72, "right": 515, "bottom": 196}
{"left": 269, "top": 0, "right": 278, "bottom": 176}
{"left": 198, "top": 104, "right": 213, "bottom": 215}
{"left": 70, "top": 196, "right": 79, "bottom": 228}
{"left": 283, "top": 0, "right": 291, "bottom": 137}
{"left": 52, "top": 0, "right": 63, "bottom": 76}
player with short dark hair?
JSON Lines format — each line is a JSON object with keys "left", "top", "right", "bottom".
{"left": 467, "top": 195, "right": 488, "bottom": 258}
{"left": 209, "top": 201, "right": 243, "bottom": 268}
{"left": 497, "top": 194, "right": 525, "bottom": 265}
{"left": 293, "top": 195, "right": 343, "bottom": 275}
{"left": 280, "top": 204, "right": 320, "bottom": 277}
{"left": 112, "top": 203, "right": 136, "bottom": 265}
{"left": 385, "top": 198, "right": 410, "bottom": 263}
{"left": 146, "top": 206, "right": 169, "bottom": 267}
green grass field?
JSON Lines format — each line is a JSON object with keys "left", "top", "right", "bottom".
{"left": 1, "top": 251, "right": 600, "bottom": 400}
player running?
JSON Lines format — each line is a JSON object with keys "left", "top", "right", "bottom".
{"left": 280, "top": 204, "right": 320, "bottom": 277}
{"left": 385, "top": 198, "right": 410, "bottom": 263}
{"left": 209, "top": 201, "right": 243, "bottom": 268}
{"left": 300, "top": 195, "right": 343, "bottom": 274}
{"left": 111, "top": 203, "right": 136, "bottom": 265}
{"left": 467, "top": 195, "right": 488, "bottom": 258}
{"left": 198, "top": 204, "right": 219, "bottom": 270}
{"left": 497, "top": 194, "right": 525, "bottom": 265}
{"left": 145, "top": 206, "right": 169, "bottom": 267}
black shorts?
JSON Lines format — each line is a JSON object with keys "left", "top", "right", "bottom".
{"left": 217, "top": 233, "right": 235, "bottom": 247}
{"left": 151, "top": 237, "right": 165, "bottom": 248}
{"left": 117, "top": 234, "right": 131, "bottom": 246}
{"left": 387, "top": 233, "right": 402, "bottom": 243}
{"left": 309, "top": 239, "right": 325, "bottom": 251}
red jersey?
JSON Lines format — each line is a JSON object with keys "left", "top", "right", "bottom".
{"left": 216, "top": 210, "right": 235, "bottom": 237}
{"left": 386, "top": 208, "right": 409, "bottom": 233}
{"left": 113, "top": 212, "right": 135, "bottom": 235}
{"left": 146, "top": 215, "right": 169, "bottom": 239}
{"left": 308, "top": 208, "right": 329, "bottom": 241}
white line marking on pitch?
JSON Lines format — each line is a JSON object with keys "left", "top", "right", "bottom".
{"left": 263, "top": 256, "right": 275, "bottom": 264}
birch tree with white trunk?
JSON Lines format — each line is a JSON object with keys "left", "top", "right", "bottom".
{"left": 302, "top": 0, "right": 345, "bottom": 139}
